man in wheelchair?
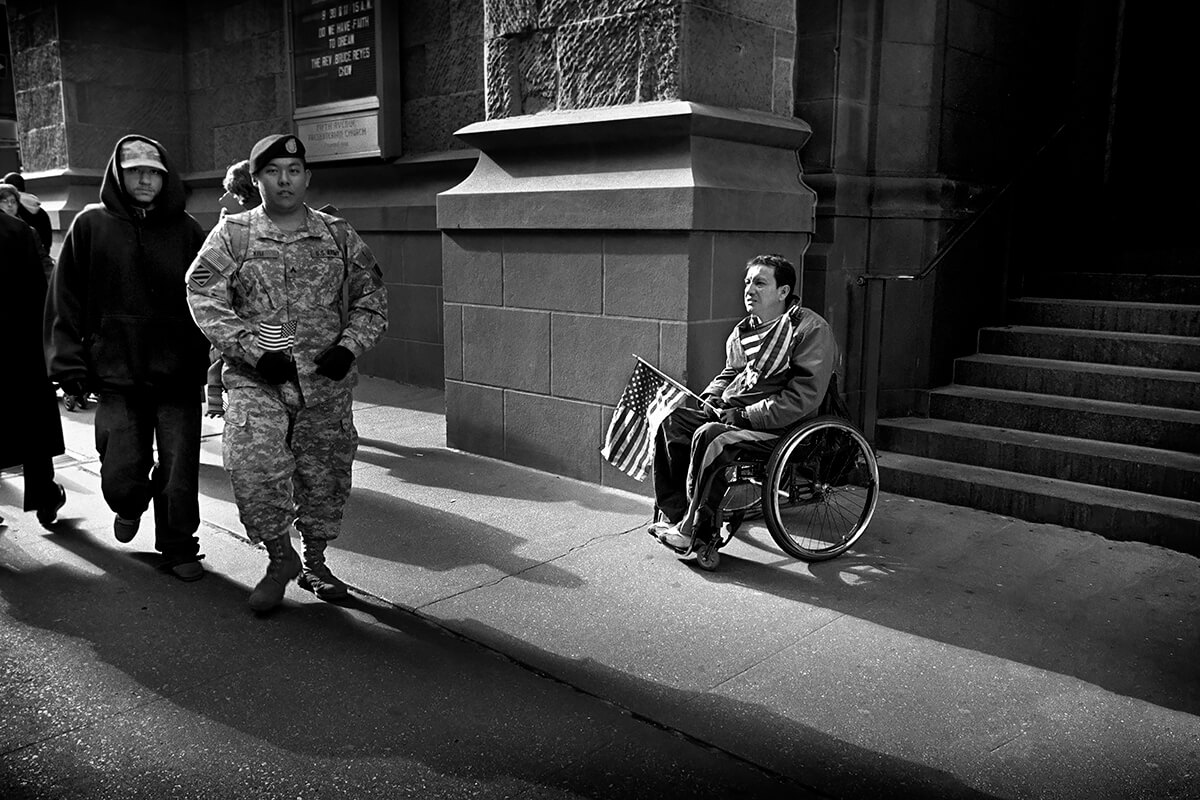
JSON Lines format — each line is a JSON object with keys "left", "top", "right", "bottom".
{"left": 650, "top": 254, "right": 839, "bottom": 552}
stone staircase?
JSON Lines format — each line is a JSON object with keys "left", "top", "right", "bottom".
{"left": 875, "top": 269, "right": 1200, "bottom": 556}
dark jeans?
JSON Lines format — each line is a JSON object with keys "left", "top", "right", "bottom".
{"left": 94, "top": 392, "right": 202, "bottom": 560}
{"left": 19, "top": 455, "right": 57, "bottom": 512}
{"left": 653, "top": 408, "right": 778, "bottom": 526}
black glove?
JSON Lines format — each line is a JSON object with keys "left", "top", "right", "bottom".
{"left": 61, "top": 379, "right": 90, "bottom": 412}
{"left": 255, "top": 351, "right": 296, "bottom": 385}
{"left": 314, "top": 345, "right": 354, "bottom": 381}
{"left": 718, "top": 407, "right": 750, "bottom": 428}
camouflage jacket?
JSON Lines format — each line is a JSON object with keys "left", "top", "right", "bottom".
{"left": 185, "top": 205, "right": 387, "bottom": 403}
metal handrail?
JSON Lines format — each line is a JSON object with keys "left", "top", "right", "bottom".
{"left": 855, "top": 120, "right": 1072, "bottom": 286}
{"left": 853, "top": 119, "right": 1074, "bottom": 441}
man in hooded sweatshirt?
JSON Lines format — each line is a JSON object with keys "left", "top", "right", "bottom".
{"left": 44, "top": 135, "right": 211, "bottom": 581}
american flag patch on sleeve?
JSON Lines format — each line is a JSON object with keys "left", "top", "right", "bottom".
{"left": 257, "top": 321, "right": 297, "bottom": 351}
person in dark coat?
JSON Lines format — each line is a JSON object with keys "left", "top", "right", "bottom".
{"left": 3, "top": 171, "right": 54, "bottom": 255}
{"left": 0, "top": 210, "right": 66, "bottom": 527}
{"left": 1, "top": 182, "right": 55, "bottom": 280}
{"left": 44, "top": 135, "right": 210, "bottom": 581}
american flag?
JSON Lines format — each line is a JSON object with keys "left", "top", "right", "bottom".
{"left": 601, "top": 361, "right": 688, "bottom": 481}
{"left": 739, "top": 306, "right": 797, "bottom": 387}
{"left": 257, "top": 320, "right": 297, "bottom": 352}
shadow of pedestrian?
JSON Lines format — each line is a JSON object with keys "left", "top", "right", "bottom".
{"left": 355, "top": 436, "right": 648, "bottom": 515}
{"left": 0, "top": 526, "right": 881, "bottom": 800}
{"left": 334, "top": 487, "right": 584, "bottom": 588}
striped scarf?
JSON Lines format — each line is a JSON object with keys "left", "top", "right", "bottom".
{"left": 739, "top": 304, "right": 800, "bottom": 387}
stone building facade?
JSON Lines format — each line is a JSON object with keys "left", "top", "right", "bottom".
{"left": 6, "top": 0, "right": 1125, "bottom": 491}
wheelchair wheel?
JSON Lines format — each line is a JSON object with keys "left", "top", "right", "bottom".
{"left": 721, "top": 479, "right": 762, "bottom": 518}
{"left": 694, "top": 539, "right": 721, "bottom": 571}
{"left": 762, "top": 416, "right": 879, "bottom": 561}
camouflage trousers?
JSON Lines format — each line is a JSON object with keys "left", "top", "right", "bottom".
{"left": 222, "top": 381, "right": 357, "bottom": 544}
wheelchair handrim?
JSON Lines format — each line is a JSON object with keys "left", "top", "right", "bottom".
{"left": 763, "top": 418, "right": 879, "bottom": 560}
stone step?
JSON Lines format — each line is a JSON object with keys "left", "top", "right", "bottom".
{"left": 978, "top": 325, "right": 1200, "bottom": 371}
{"left": 1008, "top": 297, "right": 1200, "bottom": 337}
{"left": 876, "top": 452, "right": 1200, "bottom": 555}
{"left": 927, "top": 385, "right": 1200, "bottom": 451}
{"left": 953, "top": 353, "right": 1200, "bottom": 410}
{"left": 1117, "top": 248, "right": 1200, "bottom": 274}
{"left": 875, "top": 417, "right": 1200, "bottom": 501}
{"left": 1022, "top": 272, "right": 1200, "bottom": 303}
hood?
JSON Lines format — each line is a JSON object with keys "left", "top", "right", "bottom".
{"left": 100, "top": 134, "right": 187, "bottom": 220}
{"left": 17, "top": 191, "right": 41, "bottom": 214}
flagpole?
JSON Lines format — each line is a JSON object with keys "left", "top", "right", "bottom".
{"left": 632, "top": 355, "right": 720, "bottom": 413}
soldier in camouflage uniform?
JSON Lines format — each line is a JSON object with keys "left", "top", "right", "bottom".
{"left": 185, "top": 134, "right": 387, "bottom": 612}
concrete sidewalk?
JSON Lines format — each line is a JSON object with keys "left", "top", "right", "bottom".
{"left": 5, "top": 375, "right": 1199, "bottom": 799}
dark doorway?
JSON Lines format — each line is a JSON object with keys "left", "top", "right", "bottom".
{"left": 1107, "top": 1, "right": 1198, "bottom": 262}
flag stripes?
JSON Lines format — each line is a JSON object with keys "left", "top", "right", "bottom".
{"left": 740, "top": 327, "right": 770, "bottom": 362}
{"left": 739, "top": 306, "right": 799, "bottom": 387}
{"left": 601, "top": 361, "right": 688, "bottom": 481}
{"left": 257, "top": 320, "right": 297, "bottom": 352}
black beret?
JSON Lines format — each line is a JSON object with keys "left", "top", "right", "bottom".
{"left": 249, "top": 134, "right": 306, "bottom": 174}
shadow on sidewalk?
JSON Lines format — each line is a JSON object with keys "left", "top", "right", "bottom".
{"left": 0, "top": 522, "right": 1001, "bottom": 799}
{"left": 355, "top": 437, "right": 647, "bottom": 515}
{"left": 338, "top": 487, "right": 585, "bottom": 588}
{"left": 671, "top": 502, "right": 1200, "bottom": 718}
{"left": 422, "top": 614, "right": 1003, "bottom": 800}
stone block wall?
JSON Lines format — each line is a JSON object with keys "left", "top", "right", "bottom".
{"left": 483, "top": 0, "right": 794, "bottom": 118}
{"left": 184, "top": 0, "right": 290, "bottom": 175}
{"left": 7, "top": 0, "right": 191, "bottom": 172}
{"left": 402, "top": 0, "right": 486, "bottom": 153}
{"left": 443, "top": 225, "right": 812, "bottom": 492}
{"left": 439, "top": 103, "right": 817, "bottom": 490}
{"left": 6, "top": 2, "right": 67, "bottom": 171}
{"left": 356, "top": 221, "right": 451, "bottom": 388}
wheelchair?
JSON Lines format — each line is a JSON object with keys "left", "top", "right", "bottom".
{"left": 657, "top": 415, "right": 880, "bottom": 571}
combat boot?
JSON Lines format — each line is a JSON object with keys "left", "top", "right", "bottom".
{"left": 248, "top": 534, "right": 301, "bottom": 612}
{"left": 297, "top": 537, "right": 349, "bottom": 601}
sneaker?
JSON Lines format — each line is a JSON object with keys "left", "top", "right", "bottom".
{"left": 647, "top": 520, "right": 674, "bottom": 538}
{"left": 655, "top": 523, "right": 692, "bottom": 551}
{"left": 36, "top": 483, "right": 67, "bottom": 527}
{"left": 169, "top": 560, "right": 204, "bottom": 582}
{"left": 114, "top": 515, "right": 141, "bottom": 543}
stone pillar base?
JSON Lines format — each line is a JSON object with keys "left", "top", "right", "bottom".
{"left": 438, "top": 101, "right": 818, "bottom": 489}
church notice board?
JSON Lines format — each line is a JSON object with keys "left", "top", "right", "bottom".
{"left": 289, "top": 0, "right": 401, "bottom": 161}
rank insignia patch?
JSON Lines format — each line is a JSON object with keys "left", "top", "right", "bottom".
{"left": 189, "top": 263, "right": 213, "bottom": 287}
